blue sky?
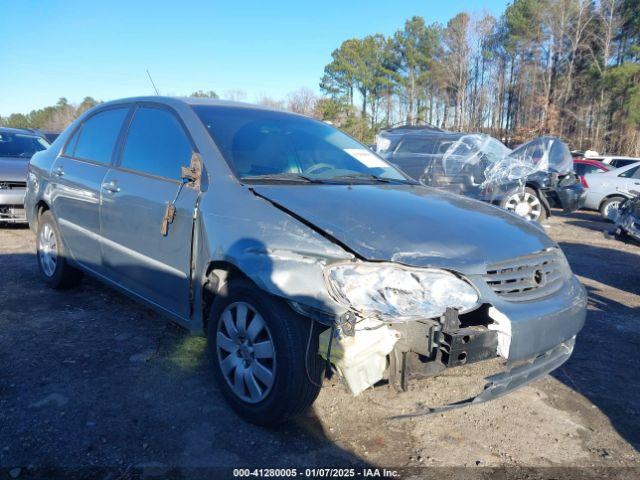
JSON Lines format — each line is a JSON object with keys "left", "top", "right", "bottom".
{"left": 0, "top": 0, "right": 509, "bottom": 116}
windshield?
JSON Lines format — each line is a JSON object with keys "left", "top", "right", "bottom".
{"left": 0, "top": 132, "right": 49, "bottom": 158}
{"left": 193, "top": 106, "right": 408, "bottom": 183}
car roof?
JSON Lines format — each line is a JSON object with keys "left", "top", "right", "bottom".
{"left": 0, "top": 126, "right": 43, "bottom": 136}
{"left": 587, "top": 155, "right": 640, "bottom": 160}
{"left": 96, "top": 96, "right": 294, "bottom": 114}
{"left": 601, "top": 160, "right": 640, "bottom": 174}
{"left": 574, "top": 158, "right": 610, "bottom": 166}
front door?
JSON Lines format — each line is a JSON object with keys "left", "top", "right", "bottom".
{"left": 99, "top": 105, "right": 199, "bottom": 319}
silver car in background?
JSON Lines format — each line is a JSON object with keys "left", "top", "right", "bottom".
{"left": 583, "top": 161, "right": 640, "bottom": 220}
{"left": 0, "top": 127, "right": 49, "bottom": 223}
{"left": 25, "top": 97, "right": 586, "bottom": 425}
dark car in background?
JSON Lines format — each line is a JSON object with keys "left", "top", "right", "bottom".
{"left": 375, "top": 127, "right": 585, "bottom": 222}
{"left": 0, "top": 127, "right": 49, "bottom": 223}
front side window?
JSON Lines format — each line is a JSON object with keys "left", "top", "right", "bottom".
{"left": 0, "top": 133, "right": 49, "bottom": 158}
{"left": 120, "top": 107, "right": 192, "bottom": 180}
{"left": 72, "top": 108, "right": 129, "bottom": 164}
{"left": 193, "top": 106, "right": 407, "bottom": 183}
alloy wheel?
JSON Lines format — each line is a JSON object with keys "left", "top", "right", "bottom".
{"left": 38, "top": 223, "right": 58, "bottom": 277}
{"left": 603, "top": 200, "right": 621, "bottom": 221}
{"left": 504, "top": 191, "right": 542, "bottom": 221}
{"left": 216, "top": 301, "right": 276, "bottom": 403}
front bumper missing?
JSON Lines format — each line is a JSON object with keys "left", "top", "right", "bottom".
{"left": 390, "top": 337, "right": 575, "bottom": 419}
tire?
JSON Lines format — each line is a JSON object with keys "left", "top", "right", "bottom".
{"left": 207, "top": 278, "right": 323, "bottom": 426}
{"left": 36, "top": 211, "right": 82, "bottom": 289}
{"left": 599, "top": 196, "right": 625, "bottom": 222}
{"left": 501, "top": 187, "right": 548, "bottom": 222}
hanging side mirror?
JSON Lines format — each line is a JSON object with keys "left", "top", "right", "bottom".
{"left": 181, "top": 152, "right": 203, "bottom": 190}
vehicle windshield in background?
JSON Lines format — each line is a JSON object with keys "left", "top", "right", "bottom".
{"left": 193, "top": 106, "right": 409, "bottom": 183}
{"left": 0, "top": 133, "right": 49, "bottom": 158}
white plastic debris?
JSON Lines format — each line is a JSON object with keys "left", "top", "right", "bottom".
{"left": 319, "top": 318, "right": 399, "bottom": 395}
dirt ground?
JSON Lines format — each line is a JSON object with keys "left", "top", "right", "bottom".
{"left": 0, "top": 210, "right": 639, "bottom": 479}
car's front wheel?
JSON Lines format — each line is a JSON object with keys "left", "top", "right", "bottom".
{"left": 36, "top": 211, "right": 82, "bottom": 289}
{"left": 501, "top": 187, "right": 547, "bottom": 222}
{"left": 207, "top": 278, "right": 323, "bottom": 425}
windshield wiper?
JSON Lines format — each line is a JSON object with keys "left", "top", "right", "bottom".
{"left": 325, "top": 173, "right": 416, "bottom": 185}
{"left": 241, "top": 173, "right": 321, "bottom": 184}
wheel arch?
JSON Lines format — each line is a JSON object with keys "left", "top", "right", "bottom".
{"left": 202, "top": 261, "right": 257, "bottom": 334}
{"left": 32, "top": 200, "right": 51, "bottom": 230}
{"left": 524, "top": 182, "right": 551, "bottom": 217}
{"left": 598, "top": 193, "right": 628, "bottom": 211}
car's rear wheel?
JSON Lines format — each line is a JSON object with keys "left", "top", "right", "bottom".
{"left": 207, "top": 278, "right": 323, "bottom": 425}
{"left": 600, "top": 196, "right": 625, "bottom": 222}
{"left": 36, "top": 211, "right": 82, "bottom": 289}
{"left": 501, "top": 187, "right": 547, "bottom": 222}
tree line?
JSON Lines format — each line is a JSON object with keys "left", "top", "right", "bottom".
{"left": 2, "top": 0, "right": 637, "bottom": 155}
{"left": 317, "top": 0, "right": 640, "bottom": 154}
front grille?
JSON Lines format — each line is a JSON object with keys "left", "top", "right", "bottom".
{"left": 0, "top": 181, "right": 26, "bottom": 190}
{"left": 484, "top": 249, "right": 567, "bottom": 301}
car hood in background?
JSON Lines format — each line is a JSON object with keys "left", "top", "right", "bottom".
{"left": 0, "top": 157, "right": 29, "bottom": 182}
{"left": 251, "top": 184, "right": 555, "bottom": 274}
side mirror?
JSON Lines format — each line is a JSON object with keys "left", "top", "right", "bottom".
{"left": 181, "top": 152, "right": 203, "bottom": 189}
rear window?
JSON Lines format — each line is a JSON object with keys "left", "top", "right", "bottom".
{"left": 395, "top": 137, "right": 443, "bottom": 154}
{"left": 0, "top": 133, "right": 49, "bottom": 158}
{"left": 69, "top": 108, "right": 129, "bottom": 164}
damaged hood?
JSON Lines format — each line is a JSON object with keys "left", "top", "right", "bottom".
{"left": 252, "top": 184, "right": 555, "bottom": 274}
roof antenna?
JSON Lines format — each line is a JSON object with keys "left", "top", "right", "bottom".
{"left": 146, "top": 69, "right": 160, "bottom": 95}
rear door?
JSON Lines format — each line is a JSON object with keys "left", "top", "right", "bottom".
{"left": 99, "top": 104, "right": 199, "bottom": 319}
{"left": 50, "top": 107, "right": 130, "bottom": 271}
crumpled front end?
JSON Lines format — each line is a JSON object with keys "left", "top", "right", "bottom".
{"left": 316, "top": 247, "right": 587, "bottom": 411}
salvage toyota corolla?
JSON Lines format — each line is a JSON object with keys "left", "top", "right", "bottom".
{"left": 25, "top": 97, "right": 587, "bottom": 425}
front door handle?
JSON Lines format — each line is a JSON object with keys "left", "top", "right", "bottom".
{"left": 52, "top": 167, "right": 64, "bottom": 177}
{"left": 101, "top": 180, "right": 120, "bottom": 193}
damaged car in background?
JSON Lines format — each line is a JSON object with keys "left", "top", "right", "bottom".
{"left": 375, "top": 126, "right": 586, "bottom": 222}
{"left": 26, "top": 97, "right": 587, "bottom": 425}
{"left": 609, "top": 190, "right": 640, "bottom": 244}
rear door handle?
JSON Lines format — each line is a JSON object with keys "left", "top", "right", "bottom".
{"left": 101, "top": 180, "right": 120, "bottom": 193}
{"left": 52, "top": 167, "right": 64, "bottom": 177}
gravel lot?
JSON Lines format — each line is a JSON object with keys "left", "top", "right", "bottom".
{"left": 0, "top": 210, "right": 639, "bottom": 478}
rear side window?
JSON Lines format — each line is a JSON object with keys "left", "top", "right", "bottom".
{"left": 120, "top": 107, "right": 192, "bottom": 180}
{"left": 70, "top": 108, "right": 129, "bottom": 164}
{"left": 619, "top": 166, "right": 639, "bottom": 178}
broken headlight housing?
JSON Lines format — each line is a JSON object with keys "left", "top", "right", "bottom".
{"left": 324, "top": 262, "right": 480, "bottom": 322}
